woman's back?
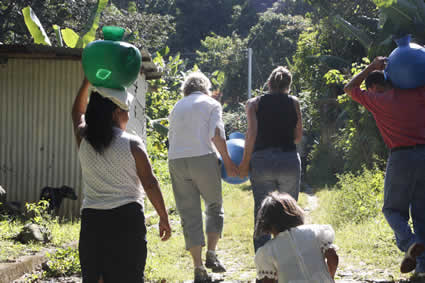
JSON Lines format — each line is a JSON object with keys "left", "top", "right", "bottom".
{"left": 255, "top": 93, "right": 297, "bottom": 152}
{"left": 255, "top": 224, "right": 334, "bottom": 283}
{"left": 78, "top": 127, "right": 145, "bottom": 210}
{"left": 168, "top": 91, "right": 223, "bottom": 159}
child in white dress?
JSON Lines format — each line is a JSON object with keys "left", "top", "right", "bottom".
{"left": 254, "top": 192, "right": 338, "bottom": 283}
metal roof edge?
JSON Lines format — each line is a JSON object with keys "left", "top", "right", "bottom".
{"left": 0, "top": 44, "right": 161, "bottom": 79}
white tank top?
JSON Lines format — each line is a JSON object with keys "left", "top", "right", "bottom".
{"left": 78, "top": 128, "right": 145, "bottom": 211}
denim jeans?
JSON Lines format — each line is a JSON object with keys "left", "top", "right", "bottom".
{"left": 382, "top": 147, "right": 425, "bottom": 273}
{"left": 250, "top": 148, "right": 301, "bottom": 251}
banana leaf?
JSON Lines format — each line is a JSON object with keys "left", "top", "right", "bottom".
{"left": 61, "top": 28, "right": 80, "bottom": 48}
{"left": 379, "top": 0, "right": 419, "bottom": 35}
{"left": 22, "top": 7, "right": 51, "bottom": 46}
{"left": 306, "top": 55, "right": 350, "bottom": 69}
{"left": 412, "top": 0, "right": 425, "bottom": 22}
{"left": 355, "top": 15, "right": 380, "bottom": 28}
{"left": 331, "top": 15, "right": 373, "bottom": 50}
{"left": 53, "top": 25, "right": 63, "bottom": 47}
{"left": 77, "top": 0, "right": 109, "bottom": 48}
{"left": 152, "top": 121, "right": 169, "bottom": 137}
{"left": 146, "top": 116, "right": 169, "bottom": 136}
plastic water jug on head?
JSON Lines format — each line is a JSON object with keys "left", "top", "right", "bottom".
{"left": 82, "top": 26, "right": 142, "bottom": 90}
{"left": 385, "top": 34, "right": 425, "bottom": 89}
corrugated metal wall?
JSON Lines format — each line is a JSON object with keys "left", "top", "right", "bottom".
{"left": 0, "top": 58, "right": 146, "bottom": 218}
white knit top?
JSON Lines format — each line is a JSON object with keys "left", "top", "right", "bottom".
{"left": 255, "top": 224, "right": 336, "bottom": 283}
{"left": 78, "top": 127, "right": 145, "bottom": 211}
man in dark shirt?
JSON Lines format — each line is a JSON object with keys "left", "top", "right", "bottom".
{"left": 344, "top": 57, "right": 425, "bottom": 277}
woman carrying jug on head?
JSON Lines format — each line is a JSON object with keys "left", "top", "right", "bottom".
{"left": 72, "top": 78, "right": 171, "bottom": 283}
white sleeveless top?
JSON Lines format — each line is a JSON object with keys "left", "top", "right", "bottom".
{"left": 78, "top": 128, "right": 145, "bottom": 211}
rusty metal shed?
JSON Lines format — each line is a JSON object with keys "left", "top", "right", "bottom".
{"left": 0, "top": 45, "right": 161, "bottom": 218}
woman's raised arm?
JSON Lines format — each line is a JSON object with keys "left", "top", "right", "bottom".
{"left": 72, "top": 78, "right": 90, "bottom": 147}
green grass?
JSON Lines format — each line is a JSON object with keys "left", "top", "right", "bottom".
{"left": 0, "top": 218, "right": 80, "bottom": 262}
{"left": 144, "top": 181, "right": 257, "bottom": 281}
{"left": 2, "top": 161, "right": 414, "bottom": 282}
{"left": 307, "top": 188, "right": 411, "bottom": 282}
{"left": 297, "top": 191, "right": 309, "bottom": 208}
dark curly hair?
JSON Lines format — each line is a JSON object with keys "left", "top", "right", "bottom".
{"left": 84, "top": 91, "right": 117, "bottom": 154}
{"left": 254, "top": 192, "right": 304, "bottom": 238}
{"left": 365, "top": 70, "right": 391, "bottom": 90}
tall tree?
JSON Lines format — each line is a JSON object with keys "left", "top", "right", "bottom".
{"left": 0, "top": 0, "right": 95, "bottom": 45}
{"left": 171, "top": 0, "right": 256, "bottom": 53}
{"left": 100, "top": 3, "right": 175, "bottom": 51}
{"left": 246, "top": 11, "right": 310, "bottom": 90}
{"left": 197, "top": 33, "right": 248, "bottom": 103}
{"left": 0, "top": 0, "right": 175, "bottom": 52}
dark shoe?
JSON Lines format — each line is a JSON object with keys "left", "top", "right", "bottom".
{"left": 205, "top": 251, "right": 226, "bottom": 273}
{"left": 411, "top": 272, "right": 425, "bottom": 282}
{"left": 401, "top": 243, "right": 425, "bottom": 273}
{"left": 194, "top": 266, "right": 211, "bottom": 283}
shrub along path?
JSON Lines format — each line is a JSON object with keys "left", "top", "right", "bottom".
{"left": 302, "top": 185, "right": 422, "bottom": 283}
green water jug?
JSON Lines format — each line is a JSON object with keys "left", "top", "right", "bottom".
{"left": 82, "top": 26, "right": 142, "bottom": 90}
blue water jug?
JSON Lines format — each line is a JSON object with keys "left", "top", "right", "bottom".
{"left": 220, "top": 132, "right": 249, "bottom": 185}
{"left": 229, "top": 132, "right": 245, "bottom": 140}
{"left": 384, "top": 35, "right": 425, "bottom": 89}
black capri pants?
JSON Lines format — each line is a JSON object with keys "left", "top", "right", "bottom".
{"left": 79, "top": 202, "right": 147, "bottom": 283}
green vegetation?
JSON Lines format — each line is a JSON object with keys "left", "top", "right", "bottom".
{"left": 0, "top": 218, "right": 79, "bottom": 263}
{"left": 0, "top": 162, "right": 412, "bottom": 282}
{"left": 43, "top": 247, "right": 81, "bottom": 278}
{"left": 0, "top": 201, "right": 78, "bottom": 263}
{"left": 306, "top": 168, "right": 411, "bottom": 281}
{"left": 4, "top": 0, "right": 423, "bottom": 185}
{"left": 5, "top": 169, "right": 257, "bottom": 281}
{"left": 3, "top": 0, "right": 425, "bottom": 281}
{"left": 144, "top": 181, "right": 256, "bottom": 281}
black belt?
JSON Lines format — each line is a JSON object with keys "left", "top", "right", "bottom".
{"left": 390, "top": 144, "right": 425, "bottom": 153}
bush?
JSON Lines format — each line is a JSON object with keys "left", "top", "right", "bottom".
{"left": 328, "top": 166, "right": 384, "bottom": 227}
{"left": 25, "top": 200, "right": 52, "bottom": 227}
{"left": 151, "top": 158, "right": 171, "bottom": 185}
{"left": 222, "top": 103, "right": 247, "bottom": 138}
{"left": 43, "top": 247, "right": 81, "bottom": 278}
{"left": 305, "top": 142, "right": 344, "bottom": 187}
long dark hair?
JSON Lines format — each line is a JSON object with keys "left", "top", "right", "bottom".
{"left": 254, "top": 192, "right": 304, "bottom": 238}
{"left": 84, "top": 91, "right": 117, "bottom": 154}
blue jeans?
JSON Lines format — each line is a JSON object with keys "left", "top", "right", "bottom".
{"left": 382, "top": 147, "right": 425, "bottom": 273}
{"left": 250, "top": 148, "right": 301, "bottom": 251}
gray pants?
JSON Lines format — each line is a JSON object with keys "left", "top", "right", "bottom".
{"left": 169, "top": 153, "right": 224, "bottom": 250}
